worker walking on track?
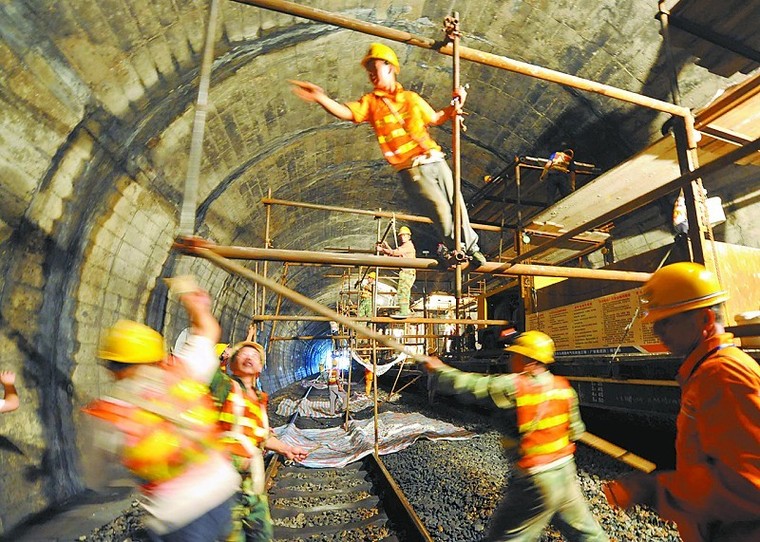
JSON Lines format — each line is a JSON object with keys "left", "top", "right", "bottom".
{"left": 84, "top": 280, "right": 240, "bottom": 542}
{"left": 290, "top": 43, "right": 487, "bottom": 269}
{"left": 377, "top": 225, "right": 416, "bottom": 316}
{"left": 604, "top": 262, "right": 760, "bottom": 542}
{"left": 210, "top": 340, "right": 308, "bottom": 542}
{"left": 423, "top": 331, "right": 608, "bottom": 541}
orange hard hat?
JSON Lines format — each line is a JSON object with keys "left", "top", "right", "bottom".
{"left": 640, "top": 262, "right": 728, "bottom": 323}
{"left": 361, "top": 43, "right": 400, "bottom": 74}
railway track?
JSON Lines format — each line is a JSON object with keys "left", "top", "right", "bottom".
{"left": 267, "top": 453, "right": 431, "bottom": 542}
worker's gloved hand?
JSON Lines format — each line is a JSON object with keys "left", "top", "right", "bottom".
{"left": 603, "top": 472, "right": 657, "bottom": 510}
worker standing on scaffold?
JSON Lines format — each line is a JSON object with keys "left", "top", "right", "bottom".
{"left": 290, "top": 43, "right": 486, "bottom": 269}
{"left": 377, "top": 225, "right": 416, "bottom": 317}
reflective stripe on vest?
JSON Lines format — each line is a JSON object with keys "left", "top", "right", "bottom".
{"left": 218, "top": 380, "right": 269, "bottom": 458}
{"left": 515, "top": 375, "right": 575, "bottom": 470}
{"left": 82, "top": 364, "right": 221, "bottom": 485}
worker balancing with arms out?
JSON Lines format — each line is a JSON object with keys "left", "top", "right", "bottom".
{"left": 327, "top": 360, "right": 347, "bottom": 416}
{"left": 422, "top": 331, "right": 608, "bottom": 541}
{"left": 291, "top": 43, "right": 487, "bottom": 269}
{"left": 377, "top": 225, "right": 416, "bottom": 317}
{"left": 83, "top": 279, "right": 241, "bottom": 542}
{"left": 603, "top": 262, "right": 760, "bottom": 542}
{"left": 210, "top": 340, "right": 309, "bottom": 542}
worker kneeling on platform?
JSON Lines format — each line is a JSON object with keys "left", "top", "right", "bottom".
{"left": 422, "top": 331, "right": 608, "bottom": 541}
{"left": 604, "top": 262, "right": 760, "bottom": 542}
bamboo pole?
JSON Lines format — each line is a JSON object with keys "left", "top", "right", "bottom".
{"left": 232, "top": 0, "right": 697, "bottom": 146}
{"left": 579, "top": 432, "right": 656, "bottom": 473}
{"left": 175, "top": 239, "right": 652, "bottom": 282}
{"left": 251, "top": 314, "right": 509, "bottom": 325}
{"left": 261, "top": 197, "right": 502, "bottom": 233}
{"left": 190, "top": 247, "right": 435, "bottom": 365}
{"left": 179, "top": 0, "right": 220, "bottom": 235}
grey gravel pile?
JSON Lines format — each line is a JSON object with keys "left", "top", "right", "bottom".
{"left": 383, "top": 385, "right": 681, "bottom": 542}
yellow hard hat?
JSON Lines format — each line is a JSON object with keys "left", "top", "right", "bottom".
{"left": 368, "top": 272, "right": 376, "bottom": 279}
{"left": 99, "top": 320, "right": 165, "bottom": 364}
{"left": 505, "top": 330, "right": 555, "bottom": 364}
{"left": 361, "top": 43, "right": 400, "bottom": 74}
{"left": 214, "top": 343, "right": 229, "bottom": 358}
{"left": 398, "top": 226, "right": 411, "bottom": 236}
{"left": 640, "top": 262, "right": 728, "bottom": 323}
{"left": 229, "top": 341, "right": 266, "bottom": 367}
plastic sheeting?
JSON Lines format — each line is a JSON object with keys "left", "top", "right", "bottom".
{"left": 275, "top": 393, "right": 373, "bottom": 418}
{"left": 272, "top": 411, "right": 475, "bottom": 468}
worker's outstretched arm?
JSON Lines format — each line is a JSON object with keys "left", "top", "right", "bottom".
{"left": 290, "top": 80, "right": 354, "bottom": 121}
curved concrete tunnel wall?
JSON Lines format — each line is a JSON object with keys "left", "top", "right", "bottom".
{"left": 1, "top": 0, "right": 758, "bottom": 533}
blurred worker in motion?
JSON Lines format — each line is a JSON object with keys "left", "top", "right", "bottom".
{"left": 83, "top": 278, "right": 240, "bottom": 542}
{"left": 290, "top": 43, "right": 487, "bottom": 269}
{"left": 327, "top": 363, "right": 346, "bottom": 415}
{"left": 357, "top": 272, "right": 375, "bottom": 318}
{"left": 377, "top": 225, "right": 416, "bottom": 317}
{"left": 423, "top": 331, "right": 608, "bottom": 541}
{"left": 603, "top": 262, "right": 760, "bottom": 542}
{"left": 210, "top": 340, "right": 308, "bottom": 542}
{"left": 540, "top": 147, "right": 576, "bottom": 205}
{"left": 0, "top": 370, "right": 19, "bottom": 413}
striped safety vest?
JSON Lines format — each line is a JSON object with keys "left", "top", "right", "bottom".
{"left": 514, "top": 374, "right": 576, "bottom": 470}
{"left": 346, "top": 84, "right": 441, "bottom": 169}
{"left": 83, "top": 364, "right": 221, "bottom": 487}
{"left": 217, "top": 380, "right": 270, "bottom": 458}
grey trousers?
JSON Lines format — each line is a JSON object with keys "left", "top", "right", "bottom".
{"left": 398, "top": 159, "right": 480, "bottom": 254}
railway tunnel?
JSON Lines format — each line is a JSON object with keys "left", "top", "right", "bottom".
{"left": 1, "top": 0, "right": 760, "bottom": 538}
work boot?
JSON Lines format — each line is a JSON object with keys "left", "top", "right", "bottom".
{"left": 469, "top": 251, "right": 487, "bottom": 269}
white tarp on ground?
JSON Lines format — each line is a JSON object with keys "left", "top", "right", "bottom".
{"left": 275, "top": 393, "right": 373, "bottom": 418}
{"left": 272, "top": 411, "right": 475, "bottom": 468}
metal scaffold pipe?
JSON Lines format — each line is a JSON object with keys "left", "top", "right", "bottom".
{"left": 174, "top": 238, "right": 652, "bottom": 282}
{"left": 252, "top": 314, "right": 510, "bottom": 326}
{"left": 260, "top": 197, "right": 502, "bottom": 232}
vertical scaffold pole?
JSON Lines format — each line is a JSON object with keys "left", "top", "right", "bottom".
{"left": 446, "top": 13, "right": 464, "bottom": 338}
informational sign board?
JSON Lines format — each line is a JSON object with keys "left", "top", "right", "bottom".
{"left": 527, "top": 289, "right": 667, "bottom": 356}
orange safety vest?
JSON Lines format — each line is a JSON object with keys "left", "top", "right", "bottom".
{"left": 217, "top": 381, "right": 270, "bottom": 458}
{"left": 548, "top": 151, "right": 573, "bottom": 174}
{"left": 82, "top": 363, "right": 221, "bottom": 486}
{"left": 346, "top": 84, "right": 441, "bottom": 169}
{"left": 514, "top": 374, "right": 576, "bottom": 470}
{"left": 328, "top": 369, "right": 340, "bottom": 386}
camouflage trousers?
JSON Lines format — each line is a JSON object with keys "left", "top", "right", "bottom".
{"left": 397, "top": 269, "right": 416, "bottom": 315}
{"left": 226, "top": 475, "right": 273, "bottom": 542}
{"left": 358, "top": 297, "right": 372, "bottom": 317}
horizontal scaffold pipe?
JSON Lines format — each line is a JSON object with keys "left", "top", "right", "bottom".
{"left": 177, "top": 240, "right": 652, "bottom": 282}
{"left": 233, "top": 0, "right": 696, "bottom": 145}
{"left": 253, "top": 314, "right": 510, "bottom": 326}
{"left": 261, "top": 197, "right": 502, "bottom": 232}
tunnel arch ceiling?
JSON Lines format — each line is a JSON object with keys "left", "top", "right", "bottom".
{"left": 1, "top": 0, "right": 758, "bottom": 527}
